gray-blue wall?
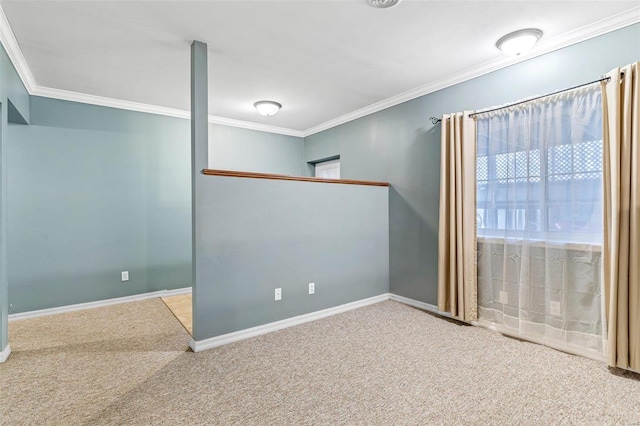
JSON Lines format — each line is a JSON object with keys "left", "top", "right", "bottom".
{"left": 0, "top": 43, "right": 29, "bottom": 354}
{"left": 304, "top": 23, "right": 640, "bottom": 305}
{"left": 209, "top": 124, "right": 304, "bottom": 176}
{"left": 4, "top": 23, "right": 639, "bottom": 343}
{"left": 7, "top": 100, "right": 305, "bottom": 314}
{"left": 194, "top": 176, "right": 389, "bottom": 340}
{"left": 8, "top": 96, "right": 192, "bottom": 313}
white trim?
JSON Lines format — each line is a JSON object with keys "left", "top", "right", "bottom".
{"left": 0, "top": 344, "right": 10, "bottom": 363}
{"left": 533, "top": 6, "right": 640, "bottom": 58}
{"left": 389, "top": 293, "right": 607, "bottom": 363}
{"left": 0, "top": 6, "right": 35, "bottom": 92}
{"left": 190, "top": 293, "right": 390, "bottom": 352}
{"left": 32, "top": 86, "right": 191, "bottom": 120}
{"left": 303, "top": 7, "right": 640, "bottom": 137}
{"left": 0, "top": 4, "right": 638, "bottom": 138}
{"left": 208, "top": 115, "right": 304, "bottom": 138}
{"left": 8, "top": 287, "right": 192, "bottom": 322}
{"left": 161, "top": 287, "right": 192, "bottom": 297}
{"left": 0, "top": 2, "right": 304, "bottom": 138}
{"left": 31, "top": 87, "right": 306, "bottom": 137}
{"left": 388, "top": 293, "right": 453, "bottom": 320}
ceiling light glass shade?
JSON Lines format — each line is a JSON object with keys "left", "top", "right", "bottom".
{"left": 496, "top": 29, "right": 543, "bottom": 56}
{"left": 254, "top": 101, "right": 282, "bottom": 116}
{"left": 368, "top": 0, "right": 401, "bottom": 8}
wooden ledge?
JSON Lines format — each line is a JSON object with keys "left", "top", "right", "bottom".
{"left": 202, "top": 169, "right": 389, "bottom": 187}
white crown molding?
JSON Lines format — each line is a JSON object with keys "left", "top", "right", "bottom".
{"left": 32, "top": 85, "right": 191, "bottom": 119}
{"left": 0, "top": 5, "right": 35, "bottom": 93}
{"left": 32, "top": 86, "right": 306, "bottom": 137}
{"left": 537, "top": 5, "right": 640, "bottom": 53}
{"left": 8, "top": 287, "right": 192, "bottom": 322}
{"left": 208, "top": 115, "right": 305, "bottom": 138}
{"left": 0, "top": 344, "right": 10, "bottom": 363}
{"left": 0, "top": 5, "right": 304, "bottom": 137}
{"left": 190, "top": 293, "right": 390, "bottom": 352}
{"left": 302, "top": 6, "right": 640, "bottom": 137}
{"left": 0, "top": 4, "right": 637, "bottom": 139}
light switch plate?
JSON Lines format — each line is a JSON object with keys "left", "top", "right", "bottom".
{"left": 121, "top": 271, "right": 129, "bottom": 282}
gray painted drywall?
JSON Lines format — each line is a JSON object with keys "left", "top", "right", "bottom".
{"left": 3, "top": 22, "right": 638, "bottom": 349}
{"left": 191, "top": 40, "right": 209, "bottom": 341}
{"left": 0, "top": 42, "right": 29, "bottom": 356}
{"left": 7, "top": 96, "right": 192, "bottom": 313}
{"left": 8, "top": 100, "right": 27, "bottom": 125}
{"left": 304, "top": 23, "right": 640, "bottom": 305}
{"left": 209, "top": 124, "right": 304, "bottom": 176}
{"left": 7, "top": 78, "right": 304, "bottom": 315}
{"left": 8, "top": 98, "right": 308, "bottom": 314}
{"left": 0, "top": 101, "right": 5, "bottom": 356}
{"left": 3, "top": 54, "right": 28, "bottom": 126}
{"left": 193, "top": 176, "right": 388, "bottom": 340}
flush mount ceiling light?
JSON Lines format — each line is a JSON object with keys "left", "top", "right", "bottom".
{"left": 253, "top": 100, "right": 282, "bottom": 116}
{"left": 496, "top": 28, "right": 543, "bottom": 56}
{"left": 368, "top": 0, "right": 402, "bottom": 8}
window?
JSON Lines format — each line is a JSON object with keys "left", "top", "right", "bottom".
{"left": 314, "top": 158, "right": 340, "bottom": 179}
{"left": 475, "top": 86, "right": 605, "bottom": 354}
{"left": 476, "top": 88, "right": 603, "bottom": 244}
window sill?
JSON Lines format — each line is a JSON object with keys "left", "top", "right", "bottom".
{"left": 477, "top": 236, "right": 602, "bottom": 253}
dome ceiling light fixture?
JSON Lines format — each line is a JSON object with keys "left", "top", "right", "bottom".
{"left": 367, "top": 0, "right": 402, "bottom": 8}
{"left": 253, "top": 100, "right": 282, "bottom": 116}
{"left": 496, "top": 28, "right": 543, "bottom": 56}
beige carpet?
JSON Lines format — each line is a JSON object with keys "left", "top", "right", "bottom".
{"left": 2, "top": 299, "right": 640, "bottom": 425}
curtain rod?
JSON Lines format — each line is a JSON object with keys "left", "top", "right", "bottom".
{"left": 468, "top": 76, "right": 610, "bottom": 118}
{"left": 429, "top": 74, "right": 616, "bottom": 124}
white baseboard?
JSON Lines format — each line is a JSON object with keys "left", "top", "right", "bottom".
{"left": 8, "top": 287, "right": 192, "bottom": 322}
{"left": 387, "top": 293, "right": 606, "bottom": 363}
{"left": 0, "top": 344, "right": 10, "bottom": 363}
{"left": 390, "top": 293, "right": 608, "bottom": 364}
{"left": 161, "top": 287, "right": 193, "bottom": 297}
{"left": 190, "top": 293, "right": 390, "bottom": 352}
{"left": 389, "top": 293, "right": 453, "bottom": 319}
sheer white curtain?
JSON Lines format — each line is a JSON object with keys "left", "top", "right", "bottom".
{"left": 476, "top": 84, "right": 604, "bottom": 357}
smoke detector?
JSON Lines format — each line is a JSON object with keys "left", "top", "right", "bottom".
{"left": 368, "top": 0, "right": 402, "bottom": 8}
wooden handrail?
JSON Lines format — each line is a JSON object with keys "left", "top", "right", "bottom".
{"left": 202, "top": 169, "right": 389, "bottom": 187}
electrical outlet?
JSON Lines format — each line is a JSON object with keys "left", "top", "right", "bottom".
{"left": 550, "top": 301, "right": 561, "bottom": 316}
{"left": 308, "top": 282, "right": 315, "bottom": 295}
{"left": 274, "top": 288, "right": 282, "bottom": 301}
{"left": 499, "top": 291, "right": 508, "bottom": 304}
{"left": 121, "top": 271, "right": 129, "bottom": 282}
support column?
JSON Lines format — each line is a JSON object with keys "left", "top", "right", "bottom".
{"left": 190, "top": 41, "right": 208, "bottom": 346}
{"left": 0, "top": 102, "right": 9, "bottom": 363}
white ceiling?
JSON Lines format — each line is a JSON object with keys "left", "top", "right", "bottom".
{"left": 2, "top": 1, "right": 639, "bottom": 134}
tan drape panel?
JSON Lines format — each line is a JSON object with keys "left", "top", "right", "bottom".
{"left": 602, "top": 62, "right": 640, "bottom": 370}
{"left": 437, "top": 112, "right": 477, "bottom": 322}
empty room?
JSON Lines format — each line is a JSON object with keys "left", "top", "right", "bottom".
{"left": 1, "top": 0, "right": 640, "bottom": 424}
